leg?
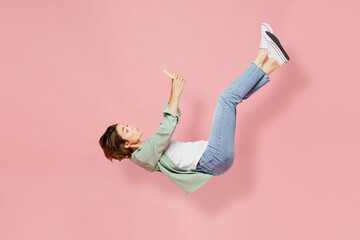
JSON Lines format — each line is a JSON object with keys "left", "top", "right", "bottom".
{"left": 243, "top": 75, "right": 270, "bottom": 100}
{"left": 196, "top": 62, "right": 267, "bottom": 176}
{"left": 243, "top": 50, "right": 279, "bottom": 100}
{"left": 261, "top": 58, "right": 280, "bottom": 76}
{"left": 244, "top": 23, "right": 289, "bottom": 100}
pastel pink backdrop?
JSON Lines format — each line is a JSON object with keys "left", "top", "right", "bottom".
{"left": 1, "top": 0, "right": 359, "bottom": 239}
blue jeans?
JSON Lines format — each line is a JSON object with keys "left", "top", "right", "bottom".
{"left": 195, "top": 63, "right": 270, "bottom": 176}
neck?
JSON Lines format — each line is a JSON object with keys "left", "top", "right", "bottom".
{"left": 130, "top": 140, "right": 143, "bottom": 152}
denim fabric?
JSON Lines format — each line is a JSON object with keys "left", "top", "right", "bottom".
{"left": 195, "top": 63, "right": 270, "bottom": 176}
{"left": 243, "top": 71, "right": 270, "bottom": 99}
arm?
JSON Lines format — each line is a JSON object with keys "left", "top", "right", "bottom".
{"left": 131, "top": 73, "right": 184, "bottom": 172}
{"left": 168, "top": 73, "right": 184, "bottom": 116}
{"left": 131, "top": 102, "right": 181, "bottom": 172}
{"left": 168, "top": 91, "right": 181, "bottom": 117}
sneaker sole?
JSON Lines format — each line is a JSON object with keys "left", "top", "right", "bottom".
{"left": 265, "top": 31, "right": 290, "bottom": 62}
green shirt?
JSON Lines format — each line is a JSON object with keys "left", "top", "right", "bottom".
{"left": 131, "top": 102, "right": 212, "bottom": 194}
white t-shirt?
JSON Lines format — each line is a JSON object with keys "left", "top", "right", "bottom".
{"left": 164, "top": 139, "right": 208, "bottom": 170}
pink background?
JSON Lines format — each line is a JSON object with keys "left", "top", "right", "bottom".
{"left": 1, "top": 0, "right": 359, "bottom": 239}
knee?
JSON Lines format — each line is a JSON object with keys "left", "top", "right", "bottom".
{"left": 218, "top": 91, "right": 227, "bottom": 102}
{"left": 219, "top": 90, "right": 242, "bottom": 106}
{"left": 218, "top": 92, "right": 234, "bottom": 109}
{"left": 219, "top": 88, "right": 234, "bottom": 98}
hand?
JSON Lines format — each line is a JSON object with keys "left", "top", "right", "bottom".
{"left": 171, "top": 73, "right": 184, "bottom": 96}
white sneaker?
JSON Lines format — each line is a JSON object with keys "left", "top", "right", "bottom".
{"left": 264, "top": 31, "right": 290, "bottom": 66}
{"left": 259, "top": 23, "right": 274, "bottom": 49}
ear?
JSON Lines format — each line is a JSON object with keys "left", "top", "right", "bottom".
{"left": 124, "top": 142, "right": 130, "bottom": 148}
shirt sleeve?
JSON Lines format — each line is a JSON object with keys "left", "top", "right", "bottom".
{"left": 131, "top": 102, "right": 181, "bottom": 172}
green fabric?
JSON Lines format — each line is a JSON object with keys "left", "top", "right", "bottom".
{"left": 131, "top": 102, "right": 212, "bottom": 194}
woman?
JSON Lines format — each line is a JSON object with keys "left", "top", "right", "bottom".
{"left": 99, "top": 23, "right": 290, "bottom": 194}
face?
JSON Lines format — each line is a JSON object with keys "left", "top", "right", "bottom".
{"left": 115, "top": 123, "right": 143, "bottom": 148}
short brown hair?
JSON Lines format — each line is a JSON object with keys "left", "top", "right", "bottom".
{"left": 99, "top": 124, "right": 133, "bottom": 162}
